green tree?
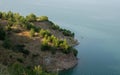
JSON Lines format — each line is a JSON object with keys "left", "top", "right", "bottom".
{"left": 5, "top": 25, "right": 12, "bottom": 31}
{"left": 53, "top": 38, "right": 59, "bottom": 47}
{"left": 41, "top": 43, "right": 51, "bottom": 51}
{"left": 2, "top": 12, "right": 7, "bottom": 20}
{"left": 26, "top": 13, "right": 36, "bottom": 22}
{"left": 42, "top": 38, "right": 48, "bottom": 45}
{"left": 63, "top": 39, "right": 69, "bottom": 50}
{"left": 59, "top": 39, "right": 69, "bottom": 54}
{"left": 30, "top": 28, "right": 35, "bottom": 37}
{"left": 72, "top": 48, "right": 78, "bottom": 56}
{"left": 37, "top": 16, "right": 48, "bottom": 21}
{"left": 24, "top": 22, "right": 34, "bottom": 30}
{"left": 19, "top": 16, "right": 26, "bottom": 24}
{"left": 47, "top": 36, "right": 52, "bottom": 42}
{"left": 7, "top": 11, "right": 14, "bottom": 19}
{"left": 41, "top": 38, "right": 51, "bottom": 51}
{"left": 50, "top": 35, "right": 56, "bottom": 43}
{"left": 13, "top": 13, "right": 21, "bottom": 23}
{"left": 51, "top": 24, "right": 60, "bottom": 30}
{"left": 39, "top": 29, "right": 45, "bottom": 37}
{"left": 39, "top": 29, "right": 51, "bottom": 37}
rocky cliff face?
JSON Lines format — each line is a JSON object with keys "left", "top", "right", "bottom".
{"left": 41, "top": 52, "right": 78, "bottom": 72}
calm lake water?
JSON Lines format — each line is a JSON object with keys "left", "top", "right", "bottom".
{"left": 0, "top": 0, "right": 120, "bottom": 75}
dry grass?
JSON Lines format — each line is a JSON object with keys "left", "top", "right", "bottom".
{"left": 17, "top": 31, "right": 31, "bottom": 38}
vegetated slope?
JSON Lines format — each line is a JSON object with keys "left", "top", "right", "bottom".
{"left": 0, "top": 11, "right": 79, "bottom": 74}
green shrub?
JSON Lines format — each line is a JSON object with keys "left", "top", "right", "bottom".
{"left": 30, "top": 28, "right": 35, "bottom": 37}
{"left": 61, "top": 49, "right": 69, "bottom": 54}
{"left": 26, "top": 13, "right": 36, "bottom": 22}
{"left": 1, "top": 12, "right": 7, "bottom": 20}
{"left": 7, "top": 11, "right": 14, "bottom": 19}
{"left": 51, "top": 24, "right": 60, "bottom": 30}
{"left": 8, "top": 63, "right": 57, "bottom": 75}
{"left": 70, "top": 47, "right": 78, "bottom": 57}
{"left": 12, "top": 44, "right": 25, "bottom": 51}
{"left": 2, "top": 37, "right": 11, "bottom": 49}
{"left": 25, "top": 23, "right": 34, "bottom": 30}
{"left": 17, "top": 58, "right": 24, "bottom": 63}
{"left": 8, "top": 62, "right": 25, "bottom": 75}
{"left": 33, "top": 65, "right": 43, "bottom": 75}
{"left": 0, "top": 27, "right": 6, "bottom": 40}
{"left": 5, "top": 25, "right": 12, "bottom": 31}
{"left": 51, "top": 24, "right": 74, "bottom": 37}
{"left": 62, "top": 29, "right": 74, "bottom": 37}
{"left": 51, "top": 47, "right": 56, "bottom": 54}
{"left": 49, "top": 21, "right": 54, "bottom": 25}
{"left": 13, "top": 13, "right": 21, "bottom": 22}
{"left": 34, "top": 27, "right": 41, "bottom": 32}
{"left": 73, "top": 49, "right": 78, "bottom": 56}
{"left": 21, "top": 49, "right": 30, "bottom": 55}
{"left": 37, "top": 16, "right": 48, "bottom": 21}
{"left": 12, "top": 44, "right": 30, "bottom": 55}
{"left": 41, "top": 43, "right": 51, "bottom": 51}
{"left": 39, "top": 29, "right": 51, "bottom": 37}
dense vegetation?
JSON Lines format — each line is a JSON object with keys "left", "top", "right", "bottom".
{"left": 0, "top": 11, "right": 78, "bottom": 75}
{"left": 0, "top": 63, "right": 57, "bottom": 75}
{"left": 0, "top": 11, "right": 78, "bottom": 55}
{"left": 51, "top": 24, "right": 74, "bottom": 37}
{"left": 0, "top": 26, "right": 6, "bottom": 40}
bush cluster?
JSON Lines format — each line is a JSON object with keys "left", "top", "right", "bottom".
{"left": 37, "top": 16, "right": 48, "bottom": 21}
{"left": 40, "top": 30, "right": 73, "bottom": 54}
{"left": 0, "top": 11, "right": 78, "bottom": 56}
{"left": 13, "top": 44, "right": 30, "bottom": 55}
{"left": 2, "top": 37, "right": 11, "bottom": 49}
{"left": 7, "top": 63, "right": 57, "bottom": 75}
{"left": 51, "top": 24, "right": 74, "bottom": 37}
{"left": 0, "top": 27, "right": 6, "bottom": 40}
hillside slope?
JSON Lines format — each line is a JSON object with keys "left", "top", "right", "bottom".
{"left": 0, "top": 11, "right": 79, "bottom": 73}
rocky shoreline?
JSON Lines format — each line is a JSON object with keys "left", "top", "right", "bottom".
{"left": 43, "top": 51, "right": 78, "bottom": 72}
{"left": 42, "top": 40, "right": 79, "bottom": 72}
